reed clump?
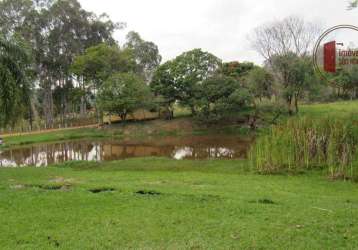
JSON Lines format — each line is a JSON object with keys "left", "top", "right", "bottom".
{"left": 250, "top": 117, "right": 358, "bottom": 180}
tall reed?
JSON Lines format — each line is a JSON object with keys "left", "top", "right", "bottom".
{"left": 250, "top": 117, "right": 358, "bottom": 180}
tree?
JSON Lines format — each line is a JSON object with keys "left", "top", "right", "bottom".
{"left": 0, "top": 0, "right": 34, "bottom": 39}
{"left": 151, "top": 49, "right": 221, "bottom": 114}
{"left": 150, "top": 61, "right": 177, "bottom": 119}
{"left": 269, "top": 53, "right": 317, "bottom": 114}
{"left": 250, "top": 16, "right": 322, "bottom": 114}
{"left": 72, "top": 43, "right": 135, "bottom": 87}
{"left": 97, "top": 73, "right": 152, "bottom": 122}
{"left": 124, "top": 31, "right": 162, "bottom": 82}
{"left": 246, "top": 67, "right": 274, "bottom": 101}
{"left": 333, "top": 65, "right": 358, "bottom": 98}
{"left": 0, "top": 0, "right": 122, "bottom": 129}
{"left": 250, "top": 16, "right": 321, "bottom": 61}
{"left": 71, "top": 43, "right": 136, "bottom": 122}
{"left": 221, "top": 61, "right": 256, "bottom": 79}
{"left": 0, "top": 36, "right": 32, "bottom": 127}
{"left": 195, "top": 75, "right": 252, "bottom": 123}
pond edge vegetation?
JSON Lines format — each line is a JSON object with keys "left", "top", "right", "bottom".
{"left": 250, "top": 115, "right": 358, "bottom": 181}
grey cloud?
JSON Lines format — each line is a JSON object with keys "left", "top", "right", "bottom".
{"left": 79, "top": 0, "right": 357, "bottom": 65}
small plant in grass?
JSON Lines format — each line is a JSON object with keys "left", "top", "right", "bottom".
{"left": 250, "top": 117, "right": 358, "bottom": 179}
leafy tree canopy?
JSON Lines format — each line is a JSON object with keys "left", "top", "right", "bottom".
{"left": 220, "top": 61, "right": 256, "bottom": 79}
{"left": 71, "top": 43, "right": 136, "bottom": 87}
{"left": 195, "top": 74, "right": 252, "bottom": 123}
{"left": 246, "top": 67, "right": 274, "bottom": 100}
{"left": 151, "top": 48, "right": 221, "bottom": 113}
{"left": 97, "top": 72, "right": 152, "bottom": 121}
{"left": 124, "top": 31, "right": 162, "bottom": 82}
{"left": 270, "top": 53, "right": 318, "bottom": 113}
{"left": 0, "top": 36, "right": 32, "bottom": 126}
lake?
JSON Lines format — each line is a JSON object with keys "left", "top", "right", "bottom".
{"left": 0, "top": 135, "right": 253, "bottom": 167}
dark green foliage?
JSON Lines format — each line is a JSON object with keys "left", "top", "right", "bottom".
{"left": 151, "top": 61, "right": 177, "bottom": 106}
{"left": 246, "top": 67, "right": 274, "bottom": 100}
{"left": 97, "top": 72, "right": 153, "bottom": 121}
{"left": 151, "top": 49, "right": 222, "bottom": 114}
{"left": 195, "top": 75, "right": 252, "bottom": 123}
{"left": 71, "top": 43, "right": 136, "bottom": 87}
{"left": 269, "top": 53, "right": 320, "bottom": 114}
{"left": 0, "top": 36, "right": 32, "bottom": 126}
{"left": 72, "top": 43, "right": 136, "bottom": 123}
{"left": 0, "top": 0, "right": 121, "bottom": 129}
{"left": 333, "top": 65, "right": 358, "bottom": 99}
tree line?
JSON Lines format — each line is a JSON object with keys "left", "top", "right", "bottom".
{"left": 1, "top": 0, "right": 358, "bottom": 132}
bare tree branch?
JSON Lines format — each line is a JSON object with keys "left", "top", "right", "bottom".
{"left": 249, "top": 16, "right": 322, "bottom": 61}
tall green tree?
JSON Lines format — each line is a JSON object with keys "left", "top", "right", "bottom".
{"left": 41, "top": 0, "right": 121, "bottom": 127}
{"left": 72, "top": 43, "right": 135, "bottom": 87}
{"left": 334, "top": 66, "right": 358, "bottom": 98}
{"left": 71, "top": 43, "right": 136, "bottom": 122}
{"left": 196, "top": 74, "right": 252, "bottom": 122}
{"left": 98, "top": 73, "right": 152, "bottom": 122}
{"left": 0, "top": 0, "right": 121, "bottom": 128}
{"left": 0, "top": 37, "right": 32, "bottom": 127}
{"left": 151, "top": 49, "right": 221, "bottom": 114}
{"left": 270, "top": 53, "right": 317, "bottom": 114}
{"left": 124, "top": 31, "right": 162, "bottom": 82}
{"left": 246, "top": 67, "right": 274, "bottom": 101}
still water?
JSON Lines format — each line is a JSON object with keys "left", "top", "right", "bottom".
{"left": 0, "top": 135, "right": 253, "bottom": 167}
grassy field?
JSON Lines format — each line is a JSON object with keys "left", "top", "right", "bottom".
{"left": 1, "top": 101, "right": 358, "bottom": 249}
{"left": 1, "top": 158, "right": 358, "bottom": 249}
{"left": 300, "top": 100, "right": 358, "bottom": 118}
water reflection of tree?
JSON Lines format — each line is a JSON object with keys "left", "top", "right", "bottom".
{"left": 0, "top": 141, "right": 97, "bottom": 167}
{"left": 0, "top": 136, "right": 252, "bottom": 167}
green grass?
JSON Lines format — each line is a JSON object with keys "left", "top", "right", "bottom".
{"left": 300, "top": 100, "right": 358, "bottom": 118}
{"left": 1, "top": 158, "right": 358, "bottom": 249}
{"left": 1, "top": 101, "right": 358, "bottom": 249}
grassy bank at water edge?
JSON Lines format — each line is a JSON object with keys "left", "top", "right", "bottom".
{"left": 1, "top": 158, "right": 358, "bottom": 249}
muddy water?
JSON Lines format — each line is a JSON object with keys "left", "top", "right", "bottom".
{"left": 0, "top": 135, "right": 253, "bottom": 167}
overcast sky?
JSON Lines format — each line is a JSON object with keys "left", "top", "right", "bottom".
{"left": 79, "top": 0, "right": 358, "bottom": 65}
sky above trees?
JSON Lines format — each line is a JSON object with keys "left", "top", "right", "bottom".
{"left": 79, "top": 0, "right": 358, "bottom": 65}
